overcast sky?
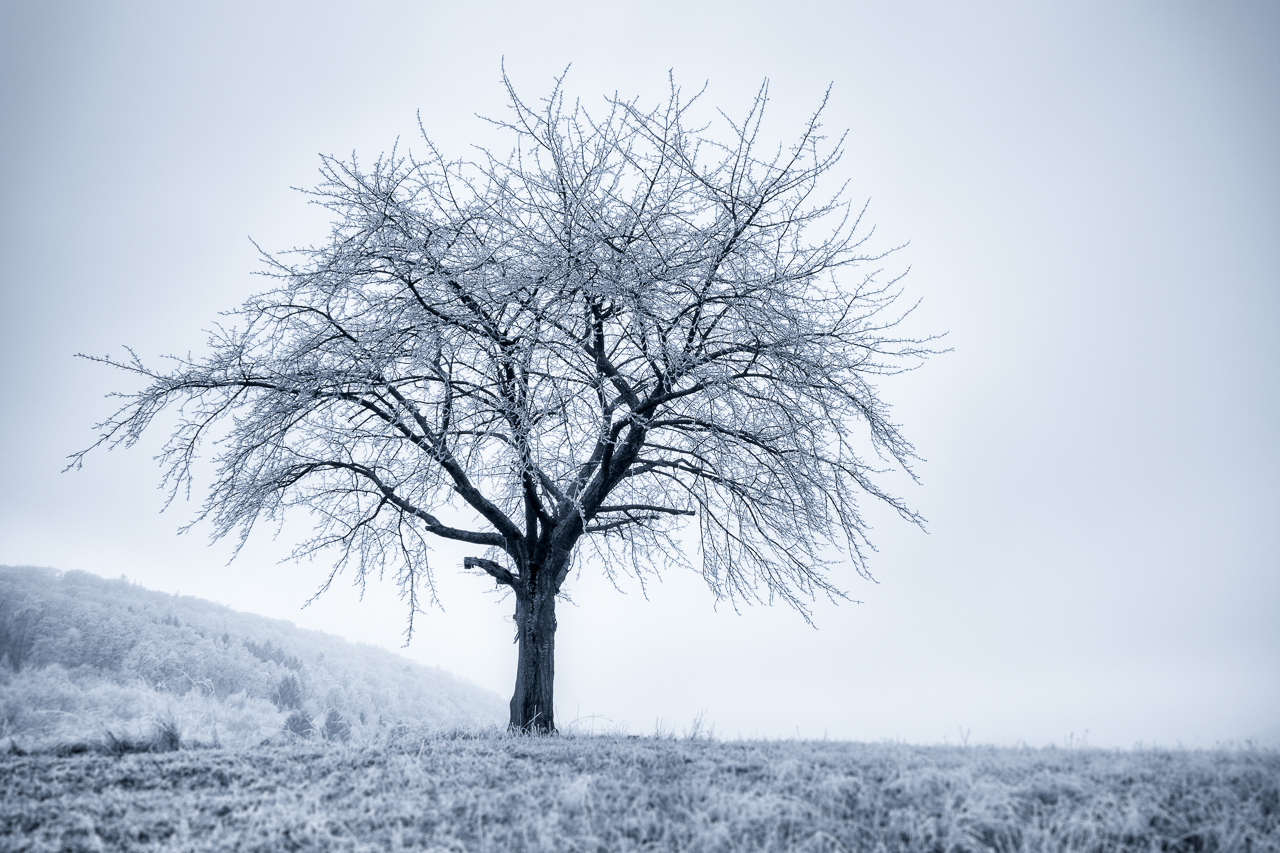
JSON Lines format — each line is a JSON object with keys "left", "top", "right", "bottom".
{"left": 2, "top": 1, "right": 1277, "bottom": 748}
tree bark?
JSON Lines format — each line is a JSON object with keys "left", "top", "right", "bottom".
{"left": 509, "top": 579, "right": 557, "bottom": 733}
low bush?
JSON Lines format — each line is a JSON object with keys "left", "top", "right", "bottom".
{"left": 322, "top": 709, "right": 351, "bottom": 742}
{"left": 284, "top": 710, "right": 313, "bottom": 739}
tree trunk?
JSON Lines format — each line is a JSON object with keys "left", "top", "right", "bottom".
{"left": 509, "top": 581, "right": 557, "bottom": 733}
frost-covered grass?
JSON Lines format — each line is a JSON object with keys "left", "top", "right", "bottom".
{"left": 2, "top": 731, "right": 1277, "bottom": 852}
{"left": 0, "top": 664, "right": 294, "bottom": 752}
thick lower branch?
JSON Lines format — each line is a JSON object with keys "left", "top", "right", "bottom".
{"left": 465, "top": 556, "right": 517, "bottom": 586}
{"left": 595, "top": 504, "right": 695, "bottom": 516}
{"left": 321, "top": 461, "right": 506, "bottom": 548}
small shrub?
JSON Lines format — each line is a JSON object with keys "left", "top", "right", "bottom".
{"left": 285, "top": 710, "right": 313, "bottom": 738}
{"left": 102, "top": 730, "right": 144, "bottom": 755}
{"left": 151, "top": 715, "right": 181, "bottom": 752}
{"left": 322, "top": 709, "right": 350, "bottom": 742}
{"left": 0, "top": 606, "right": 37, "bottom": 672}
{"left": 271, "top": 674, "right": 304, "bottom": 711}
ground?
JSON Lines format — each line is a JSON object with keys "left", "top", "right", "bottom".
{"left": 2, "top": 733, "right": 1277, "bottom": 852}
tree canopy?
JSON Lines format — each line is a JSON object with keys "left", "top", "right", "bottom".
{"left": 73, "top": 74, "right": 938, "bottom": 731}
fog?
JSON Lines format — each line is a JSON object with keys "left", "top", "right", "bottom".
{"left": 2, "top": 1, "right": 1276, "bottom": 746}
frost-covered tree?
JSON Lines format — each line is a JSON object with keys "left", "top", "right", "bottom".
{"left": 72, "top": 74, "right": 938, "bottom": 733}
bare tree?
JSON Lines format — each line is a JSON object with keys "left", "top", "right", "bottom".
{"left": 71, "top": 74, "right": 938, "bottom": 733}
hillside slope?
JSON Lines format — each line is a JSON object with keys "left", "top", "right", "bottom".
{"left": 0, "top": 565, "right": 506, "bottom": 748}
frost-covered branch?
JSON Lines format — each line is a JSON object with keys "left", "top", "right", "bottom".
{"left": 73, "top": 72, "right": 942, "bottom": 645}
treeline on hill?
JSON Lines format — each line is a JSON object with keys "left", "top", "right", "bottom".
{"left": 0, "top": 566, "right": 505, "bottom": 750}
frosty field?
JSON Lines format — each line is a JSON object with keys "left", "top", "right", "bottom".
{"left": 2, "top": 732, "right": 1277, "bottom": 852}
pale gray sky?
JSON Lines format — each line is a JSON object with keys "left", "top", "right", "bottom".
{"left": 2, "top": 1, "right": 1277, "bottom": 747}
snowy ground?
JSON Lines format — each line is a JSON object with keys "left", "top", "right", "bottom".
{"left": 2, "top": 732, "right": 1277, "bottom": 851}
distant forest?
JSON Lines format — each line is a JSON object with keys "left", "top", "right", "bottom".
{"left": 0, "top": 566, "right": 504, "bottom": 748}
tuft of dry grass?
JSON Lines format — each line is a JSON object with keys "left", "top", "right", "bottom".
{"left": 1, "top": 732, "right": 1277, "bottom": 851}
